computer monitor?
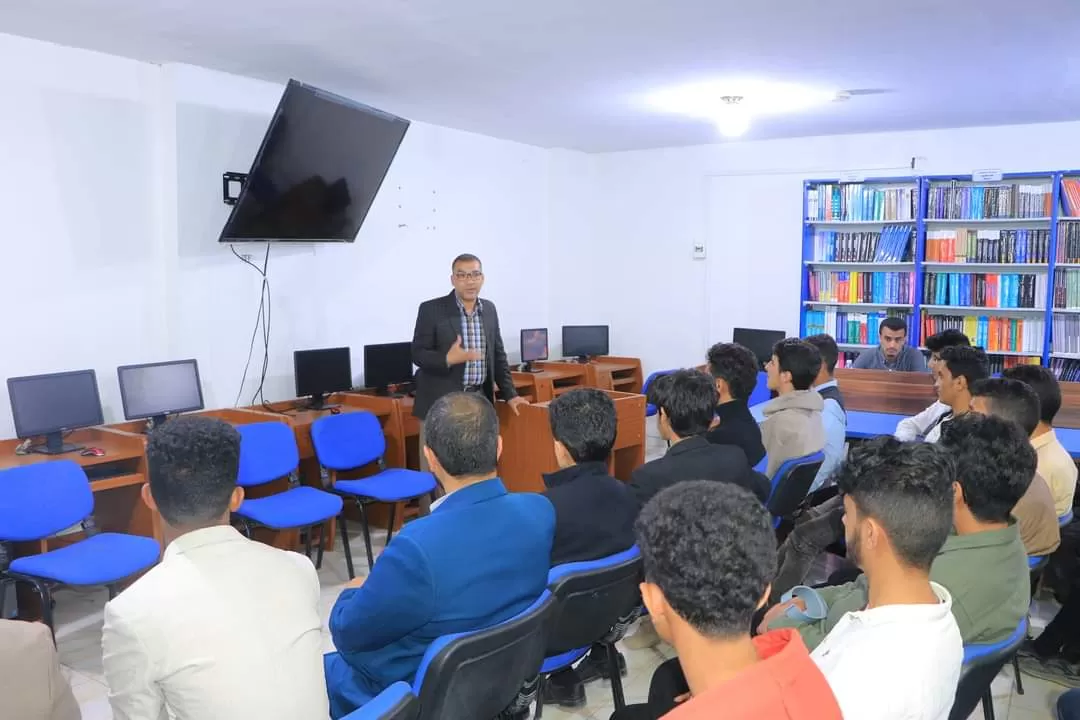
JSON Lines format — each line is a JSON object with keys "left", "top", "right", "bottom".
{"left": 7, "top": 369, "right": 105, "bottom": 454}
{"left": 520, "top": 328, "right": 549, "bottom": 371}
{"left": 732, "top": 327, "right": 788, "bottom": 369}
{"left": 562, "top": 325, "right": 610, "bottom": 361}
{"left": 117, "top": 359, "right": 204, "bottom": 427}
{"left": 294, "top": 347, "right": 353, "bottom": 409}
{"left": 363, "top": 342, "right": 414, "bottom": 394}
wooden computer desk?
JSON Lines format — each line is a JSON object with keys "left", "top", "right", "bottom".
{"left": 530, "top": 357, "right": 644, "bottom": 396}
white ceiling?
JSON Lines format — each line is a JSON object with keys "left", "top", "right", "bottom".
{"left": 3, "top": 0, "right": 1080, "bottom": 152}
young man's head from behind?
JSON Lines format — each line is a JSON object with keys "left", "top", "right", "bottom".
{"left": 969, "top": 377, "right": 1041, "bottom": 437}
{"left": 766, "top": 338, "right": 822, "bottom": 393}
{"left": 835, "top": 437, "right": 955, "bottom": 575}
{"left": 423, "top": 392, "right": 501, "bottom": 491}
{"left": 803, "top": 334, "right": 839, "bottom": 382}
{"left": 145, "top": 416, "right": 243, "bottom": 531}
{"left": 636, "top": 481, "right": 776, "bottom": 648}
{"left": 925, "top": 329, "right": 970, "bottom": 372}
{"left": 938, "top": 414, "right": 1035, "bottom": 526}
{"left": 878, "top": 317, "right": 909, "bottom": 361}
{"left": 648, "top": 369, "right": 719, "bottom": 443}
{"left": 706, "top": 342, "right": 759, "bottom": 405}
{"left": 1002, "top": 365, "right": 1062, "bottom": 431}
{"left": 934, "top": 346, "right": 989, "bottom": 408}
{"left": 548, "top": 388, "right": 617, "bottom": 469}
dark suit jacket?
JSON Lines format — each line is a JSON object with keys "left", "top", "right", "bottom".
{"left": 706, "top": 400, "right": 767, "bottom": 467}
{"left": 410, "top": 291, "right": 517, "bottom": 419}
{"left": 542, "top": 461, "right": 638, "bottom": 567}
{"left": 630, "top": 435, "right": 770, "bottom": 509}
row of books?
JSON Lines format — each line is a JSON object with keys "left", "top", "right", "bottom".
{"left": 803, "top": 309, "right": 912, "bottom": 346}
{"left": 924, "top": 229, "right": 1050, "bottom": 264}
{"left": 1053, "top": 313, "right": 1080, "bottom": 355}
{"left": 923, "top": 273, "right": 1047, "bottom": 309}
{"left": 807, "top": 271, "right": 915, "bottom": 305}
{"left": 1053, "top": 268, "right": 1080, "bottom": 309}
{"left": 988, "top": 355, "right": 1041, "bottom": 374}
{"left": 926, "top": 182, "right": 1052, "bottom": 219}
{"left": 1050, "top": 358, "right": 1080, "bottom": 383}
{"left": 806, "top": 184, "right": 917, "bottom": 222}
{"left": 809, "top": 226, "right": 913, "bottom": 263}
{"left": 921, "top": 313, "right": 1044, "bottom": 354}
{"left": 1055, "top": 221, "right": 1080, "bottom": 263}
{"left": 1062, "top": 179, "right": 1080, "bottom": 217}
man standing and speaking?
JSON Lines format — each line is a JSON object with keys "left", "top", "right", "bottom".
{"left": 411, "top": 254, "right": 528, "bottom": 473}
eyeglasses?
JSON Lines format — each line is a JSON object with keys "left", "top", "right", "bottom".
{"left": 454, "top": 271, "right": 484, "bottom": 281}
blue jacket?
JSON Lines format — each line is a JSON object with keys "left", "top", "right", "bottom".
{"left": 325, "top": 478, "right": 555, "bottom": 718}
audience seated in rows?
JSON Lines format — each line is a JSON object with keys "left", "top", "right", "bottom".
{"left": 851, "top": 316, "right": 928, "bottom": 372}
{"left": 767, "top": 414, "right": 1030, "bottom": 648}
{"left": 613, "top": 482, "right": 842, "bottom": 720}
{"left": 970, "top": 378, "right": 1061, "bottom": 556}
{"left": 761, "top": 338, "right": 825, "bottom": 477}
{"left": 0, "top": 618, "right": 79, "bottom": 720}
{"left": 324, "top": 392, "right": 554, "bottom": 718}
{"left": 102, "top": 417, "right": 328, "bottom": 720}
{"left": 704, "top": 342, "right": 766, "bottom": 466}
{"left": 803, "top": 334, "right": 847, "bottom": 493}
{"left": 894, "top": 329, "right": 970, "bottom": 441}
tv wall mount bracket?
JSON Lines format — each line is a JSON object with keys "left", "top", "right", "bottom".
{"left": 222, "top": 172, "right": 249, "bottom": 206}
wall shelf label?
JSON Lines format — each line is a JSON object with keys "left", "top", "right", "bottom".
{"left": 971, "top": 169, "right": 1004, "bottom": 182}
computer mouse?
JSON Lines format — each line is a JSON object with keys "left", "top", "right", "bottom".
{"left": 81, "top": 447, "right": 105, "bottom": 457}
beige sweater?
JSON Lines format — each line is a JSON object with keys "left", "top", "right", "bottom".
{"left": 761, "top": 390, "right": 826, "bottom": 477}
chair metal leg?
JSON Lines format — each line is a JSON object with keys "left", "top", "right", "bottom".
{"left": 358, "top": 503, "right": 376, "bottom": 571}
{"left": 107, "top": 584, "right": 118, "bottom": 600}
{"left": 21, "top": 577, "right": 55, "bottom": 643}
{"left": 386, "top": 503, "right": 398, "bottom": 545}
{"left": 338, "top": 512, "right": 356, "bottom": 580}
{"left": 606, "top": 642, "right": 626, "bottom": 710}
{"left": 315, "top": 523, "right": 326, "bottom": 570}
{"left": 982, "top": 686, "right": 994, "bottom": 720}
{"left": 533, "top": 674, "right": 545, "bottom": 719}
{"left": 304, "top": 528, "right": 313, "bottom": 559}
{"left": 1013, "top": 653, "right": 1024, "bottom": 695}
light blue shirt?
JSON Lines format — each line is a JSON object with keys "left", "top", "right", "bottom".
{"left": 811, "top": 380, "right": 847, "bottom": 492}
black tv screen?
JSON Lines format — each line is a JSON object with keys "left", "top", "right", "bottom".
{"left": 220, "top": 80, "right": 410, "bottom": 242}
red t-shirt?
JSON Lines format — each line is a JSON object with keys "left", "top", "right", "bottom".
{"left": 662, "top": 629, "right": 842, "bottom": 720}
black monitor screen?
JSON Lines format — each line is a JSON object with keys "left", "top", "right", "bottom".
{"left": 220, "top": 80, "right": 411, "bottom": 242}
{"left": 732, "top": 328, "right": 788, "bottom": 368}
{"left": 520, "top": 329, "right": 549, "bottom": 363}
{"left": 294, "top": 347, "right": 353, "bottom": 398}
{"left": 563, "top": 325, "right": 610, "bottom": 358}
{"left": 118, "top": 360, "right": 204, "bottom": 420}
{"left": 364, "top": 342, "right": 414, "bottom": 389}
{"left": 7, "top": 370, "right": 104, "bottom": 438}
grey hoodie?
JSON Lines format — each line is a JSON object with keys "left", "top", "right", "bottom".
{"left": 761, "top": 390, "right": 826, "bottom": 477}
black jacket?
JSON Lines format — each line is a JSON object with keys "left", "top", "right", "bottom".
{"left": 410, "top": 292, "right": 517, "bottom": 419}
{"left": 706, "top": 401, "right": 767, "bottom": 467}
{"left": 630, "top": 435, "right": 770, "bottom": 508}
{"left": 543, "top": 462, "right": 638, "bottom": 567}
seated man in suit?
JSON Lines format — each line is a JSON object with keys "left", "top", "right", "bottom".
{"left": 102, "top": 417, "right": 327, "bottom": 720}
{"left": 541, "top": 388, "right": 639, "bottom": 709}
{"left": 0, "top": 619, "right": 78, "bottom": 720}
{"left": 761, "top": 338, "right": 825, "bottom": 478}
{"left": 325, "top": 392, "right": 555, "bottom": 718}
{"left": 705, "top": 341, "right": 767, "bottom": 466}
{"left": 894, "top": 329, "right": 969, "bottom": 441}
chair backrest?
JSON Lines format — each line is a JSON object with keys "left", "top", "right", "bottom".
{"left": 766, "top": 451, "right": 825, "bottom": 521}
{"left": 343, "top": 682, "right": 418, "bottom": 720}
{"left": 748, "top": 371, "right": 771, "bottom": 407}
{"left": 948, "top": 618, "right": 1028, "bottom": 720}
{"left": 1061, "top": 510, "right": 1074, "bottom": 527}
{"left": 412, "top": 591, "right": 555, "bottom": 720}
{"left": 545, "top": 545, "right": 643, "bottom": 656}
{"left": 0, "top": 461, "right": 93, "bottom": 541}
{"left": 236, "top": 422, "right": 299, "bottom": 488}
{"left": 311, "top": 411, "right": 386, "bottom": 471}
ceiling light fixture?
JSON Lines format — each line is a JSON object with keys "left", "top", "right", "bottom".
{"left": 714, "top": 96, "right": 750, "bottom": 138}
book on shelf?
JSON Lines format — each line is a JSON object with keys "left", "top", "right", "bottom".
{"left": 1062, "top": 179, "right": 1080, "bottom": 217}
{"left": 988, "top": 355, "right": 1041, "bottom": 374}
{"left": 1053, "top": 313, "right": 1080, "bottom": 355}
{"left": 1055, "top": 221, "right": 1080, "bottom": 263}
{"left": 926, "top": 181, "right": 1052, "bottom": 219}
{"left": 922, "top": 272, "right": 1046, "bottom": 309}
{"left": 810, "top": 226, "right": 913, "bottom": 263}
{"left": 807, "top": 184, "right": 916, "bottom": 222}
{"left": 838, "top": 351, "right": 860, "bottom": 370}
{"left": 804, "top": 308, "right": 912, "bottom": 346}
{"left": 1051, "top": 357, "right": 1080, "bottom": 382}
{"left": 807, "top": 270, "right": 914, "bottom": 304}
{"left": 922, "top": 313, "right": 1044, "bottom": 355}
{"left": 1053, "top": 268, "right": 1080, "bottom": 309}
{"left": 924, "top": 228, "right": 1049, "bottom": 263}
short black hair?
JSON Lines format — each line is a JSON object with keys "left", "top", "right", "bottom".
{"left": 772, "top": 338, "right": 822, "bottom": 391}
{"left": 970, "top": 377, "right": 1041, "bottom": 436}
{"left": 835, "top": 437, "right": 955, "bottom": 571}
{"left": 880, "top": 317, "right": 908, "bottom": 334}
{"left": 1003, "top": 365, "right": 1062, "bottom": 424}
{"left": 649, "top": 369, "right": 718, "bottom": 438}
{"left": 548, "top": 388, "right": 617, "bottom": 463}
{"left": 452, "top": 253, "right": 482, "bottom": 269}
{"left": 803, "top": 334, "right": 839, "bottom": 375}
{"left": 925, "top": 329, "right": 971, "bottom": 353}
{"left": 939, "top": 414, "right": 1035, "bottom": 524}
{"left": 146, "top": 416, "right": 240, "bottom": 526}
{"left": 423, "top": 392, "right": 499, "bottom": 477}
{"left": 939, "top": 345, "right": 989, "bottom": 391}
{"left": 636, "top": 481, "right": 775, "bottom": 638}
{"left": 706, "top": 342, "right": 759, "bottom": 401}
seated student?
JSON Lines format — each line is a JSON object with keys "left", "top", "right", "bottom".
{"left": 767, "top": 414, "right": 1031, "bottom": 648}
{"left": 924, "top": 344, "right": 989, "bottom": 443}
{"left": 541, "top": 388, "right": 638, "bottom": 708}
{"left": 102, "top": 417, "right": 327, "bottom": 720}
{"left": 705, "top": 342, "right": 767, "bottom": 466}
{"left": 852, "top": 316, "right": 927, "bottom": 372}
{"left": 0, "top": 619, "right": 78, "bottom": 720}
{"left": 895, "top": 329, "right": 970, "bottom": 440}
{"left": 803, "top": 333, "right": 847, "bottom": 492}
{"left": 761, "top": 338, "right": 825, "bottom": 478}
{"left": 969, "top": 377, "right": 1061, "bottom": 557}
{"left": 325, "top": 392, "right": 554, "bottom": 718}
{"left": 767, "top": 438, "right": 962, "bottom": 719}
{"left": 611, "top": 482, "right": 842, "bottom": 720}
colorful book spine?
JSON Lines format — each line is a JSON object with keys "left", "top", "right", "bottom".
{"left": 1055, "top": 220, "right": 1080, "bottom": 263}
{"left": 803, "top": 309, "right": 912, "bottom": 344}
{"left": 807, "top": 185, "right": 917, "bottom": 222}
{"left": 807, "top": 271, "right": 915, "bottom": 304}
{"left": 811, "top": 226, "right": 914, "bottom": 262}
{"left": 921, "top": 273, "right": 1046, "bottom": 309}
{"left": 1053, "top": 269, "right": 1080, "bottom": 309}
{"left": 922, "top": 313, "right": 1044, "bottom": 354}
{"left": 925, "top": 229, "right": 1049, "bottom": 263}
{"left": 926, "top": 182, "right": 1052, "bottom": 219}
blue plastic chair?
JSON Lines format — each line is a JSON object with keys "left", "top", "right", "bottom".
{"left": 0, "top": 461, "right": 161, "bottom": 635}
{"left": 311, "top": 412, "right": 437, "bottom": 577}
{"left": 950, "top": 618, "right": 1028, "bottom": 720}
{"left": 766, "top": 451, "right": 825, "bottom": 528}
{"left": 342, "top": 682, "right": 418, "bottom": 720}
{"left": 642, "top": 370, "right": 678, "bottom": 417}
{"left": 1061, "top": 510, "right": 1074, "bottom": 527}
{"left": 234, "top": 422, "right": 343, "bottom": 569}
{"left": 748, "top": 371, "right": 771, "bottom": 407}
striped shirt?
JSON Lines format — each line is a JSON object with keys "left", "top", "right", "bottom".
{"left": 455, "top": 295, "right": 487, "bottom": 387}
